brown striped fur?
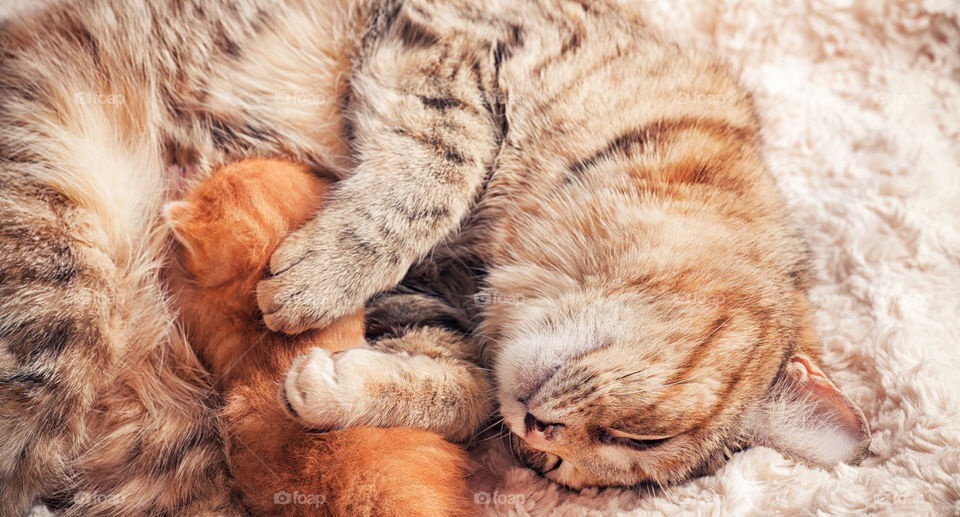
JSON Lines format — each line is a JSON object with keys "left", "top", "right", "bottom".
{"left": 0, "top": 1, "right": 368, "bottom": 513}
{"left": 255, "top": 0, "right": 870, "bottom": 489}
{"left": 0, "top": 0, "right": 868, "bottom": 513}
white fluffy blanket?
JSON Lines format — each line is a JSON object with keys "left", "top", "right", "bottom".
{"left": 472, "top": 1, "right": 960, "bottom": 515}
{"left": 7, "top": 0, "right": 958, "bottom": 515}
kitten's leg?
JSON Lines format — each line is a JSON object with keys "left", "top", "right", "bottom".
{"left": 225, "top": 378, "right": 473, "bottom": 516}
{"left": 257, "top": 11, "right": 500, "bottom": 334}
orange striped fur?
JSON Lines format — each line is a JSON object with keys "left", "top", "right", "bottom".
{"left": 165, "top": 159, "right": 473, "bottom": 516}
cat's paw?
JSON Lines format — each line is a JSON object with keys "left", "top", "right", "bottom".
{"left": 256, "top": 231, "right": 347, "bottom": 334}
{"left": 282, "top": 347, "right": 382, "bottom": 429}
{"left": 257, "top": 222, "right": 405, "bottom": 334}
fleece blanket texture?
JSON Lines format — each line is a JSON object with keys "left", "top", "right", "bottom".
{"left": 4, "top": 0, "right": 958, "bottom": 515}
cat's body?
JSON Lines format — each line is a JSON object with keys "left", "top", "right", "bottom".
{"left": 165, "top": 158, "right": 473, "bottom": 516}
{"left": 262, "top": 0, "right": 870, "bottom": 489}
{"left": 0, "top": 0, "right": 868, "bottom": 515}
{"left": 1, "top": 1, "right": 362, "bottom": 514}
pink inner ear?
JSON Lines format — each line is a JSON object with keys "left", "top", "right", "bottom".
{"left": 752, "top": 353, "right": 871, "bottom": 468}
{"left": 783, "top": 355, "right": 869, "bottom": 445}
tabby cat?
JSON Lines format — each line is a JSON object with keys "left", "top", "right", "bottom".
{"left": 165, "top": 158, "right": 474, "bottom": 516}
{"left": 0, "top": 0, "right": 869, "bottom": 516}
{"left": 259, "top": 0, "right": 872, "bottom": 490}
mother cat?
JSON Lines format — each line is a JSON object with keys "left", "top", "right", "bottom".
{"left": 0, "top": 0, "right": 869, "bottom": 515}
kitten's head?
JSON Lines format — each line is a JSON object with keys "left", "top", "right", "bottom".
{"left": 164, "top": 159, "right": 329, "bottom": 288}
{"left": 487, "top": 192, "right": 870, "bottom": 489}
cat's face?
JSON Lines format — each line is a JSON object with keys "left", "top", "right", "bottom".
{"left": 478, "top": 181, "right": 872, "bottom": 489}
{"left": 494, "top": 285, "right": 869, "bottom": 489}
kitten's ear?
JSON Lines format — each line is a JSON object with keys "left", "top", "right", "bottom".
{"left": 162, "top": 201, "right": 196, "bottom": 255}
{"left": 748, "top": 353, "right": 870, "bottom": 469}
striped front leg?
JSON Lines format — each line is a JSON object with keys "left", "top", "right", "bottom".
{"left": 257, "top": 5, "right": 500, "bottom": 334}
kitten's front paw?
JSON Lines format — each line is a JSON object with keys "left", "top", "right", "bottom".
{"left": 283, "top": 347, "right": 380, "bottom": 430}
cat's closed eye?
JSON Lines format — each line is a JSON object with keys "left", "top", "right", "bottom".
{"left": 601, "top": 429, "right": 676, "bottom": 450}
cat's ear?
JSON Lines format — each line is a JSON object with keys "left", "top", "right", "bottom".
{"left": 162, "top": 201, "right": 197, "bottom": 256}
{"left": 748, "top": 353, "right": 870, "bottom": 469}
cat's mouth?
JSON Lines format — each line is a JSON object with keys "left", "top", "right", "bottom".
{"left": 509, "top": 431, "right": 564, "bottom": 475}
{"left": 541, "top": 454, "right": 564, "bottom": 475}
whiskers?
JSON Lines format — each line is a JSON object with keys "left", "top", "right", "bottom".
{"left": 475, "top": 415, "right": 510, "bottom": 440}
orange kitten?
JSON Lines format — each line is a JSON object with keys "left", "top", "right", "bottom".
{"left": 164, "top": 158, "right": 473, "bottom": 516}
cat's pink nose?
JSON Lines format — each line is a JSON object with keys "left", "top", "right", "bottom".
{"left": 525, "top": 413, "right": 561, "bottom": 441}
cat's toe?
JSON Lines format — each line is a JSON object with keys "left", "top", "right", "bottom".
{"left": 267, "top": 227, "right": 312, "bottom": 276}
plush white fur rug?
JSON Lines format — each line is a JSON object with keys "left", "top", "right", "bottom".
{"left": 6, "top": 0, "right": 959, "bottom": 515}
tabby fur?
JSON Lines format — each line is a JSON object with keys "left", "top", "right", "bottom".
{"left": 0, "top": 0, "right": 868, "bottom": 514}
